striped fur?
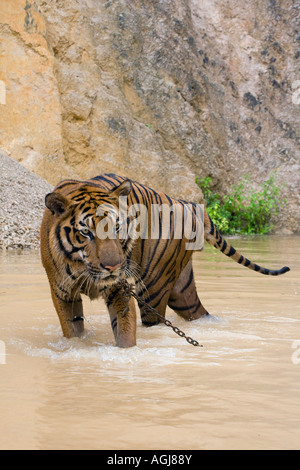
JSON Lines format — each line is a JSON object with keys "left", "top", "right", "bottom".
{"left": 41, "top": 174, "right": 290, "bottom": 347}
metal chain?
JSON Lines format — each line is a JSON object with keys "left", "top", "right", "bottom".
{"left": 119, "top": 279, "right": 203, "bottom": 348}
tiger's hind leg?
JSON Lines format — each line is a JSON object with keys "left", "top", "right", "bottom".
{"left": 168, "top": 260, "right": 210, "bottom": 320}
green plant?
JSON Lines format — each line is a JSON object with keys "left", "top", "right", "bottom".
{"left": 196, "top": 173, "right": 285, "bottom": 235}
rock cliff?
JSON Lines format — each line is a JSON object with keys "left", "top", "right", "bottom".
{"left": 0, "top": 0, "right": 299, "bottom": 231}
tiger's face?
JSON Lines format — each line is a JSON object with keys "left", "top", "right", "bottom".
{"left": 45, "top": 180, "right": 133, "bottom": 288}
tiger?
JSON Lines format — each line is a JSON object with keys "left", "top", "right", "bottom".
{"left": 40, "top": 174, "right": 290, "bottom": 348}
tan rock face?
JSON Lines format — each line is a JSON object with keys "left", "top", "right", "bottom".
{"left": 0, "top": 0, "right": 69, "bottom": 181}
{"left": 190, "top": 0, "right": 300, "bottom": 230}
{"left": 0, "top": 0, "right": 299, "bottom": 231}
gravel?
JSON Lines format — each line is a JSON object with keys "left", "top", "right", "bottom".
{"left": 0, "top": 150, "right": 53, "bottom": 250}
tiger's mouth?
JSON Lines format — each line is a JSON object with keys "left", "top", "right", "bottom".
{"left": 79, "top": 258, "right": 139, "bottom": 292}
{"left": 88, "top": 267, "right": 124, "bottom": 285}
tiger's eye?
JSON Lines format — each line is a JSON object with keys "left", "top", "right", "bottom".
{"left": 80, "top": 228, "right": 91, "bottom": 237}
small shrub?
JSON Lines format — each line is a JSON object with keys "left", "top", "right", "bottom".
{"left": 196, "top": 173, "right": 285, "bottom": 235}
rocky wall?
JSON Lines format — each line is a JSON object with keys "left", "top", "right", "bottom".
{"left": 0, "top": 0, "right": 299, "bottom": 231}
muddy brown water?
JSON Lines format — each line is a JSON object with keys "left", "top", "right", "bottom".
{"left": 0, "top": 236, "right": 299, "bottom": 450}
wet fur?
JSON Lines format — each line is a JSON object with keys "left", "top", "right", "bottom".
{"left": 41, "top": 174, "right": 290, "bottom": 347}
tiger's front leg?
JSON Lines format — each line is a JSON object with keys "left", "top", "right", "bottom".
{"left": 104, "top": 288, "right": 137, "bottom": 348}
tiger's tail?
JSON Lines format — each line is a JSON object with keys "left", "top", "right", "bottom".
{"left": 204, "top": 213, "right": 290, "bottom": 275}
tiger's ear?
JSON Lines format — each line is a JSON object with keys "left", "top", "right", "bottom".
{"left": 45, "top": 192, "right": 69, "bottom": 216}
{"left": 110, "top": 180, "right": 132, "bottom": 198}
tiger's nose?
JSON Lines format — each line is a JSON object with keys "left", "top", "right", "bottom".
{"left": 104, "top": 263, "right": 121, "bottom": 272}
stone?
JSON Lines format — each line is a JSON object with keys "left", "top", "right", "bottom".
{"left": 0, "top": 0, "right": 299, "bottom": 232}
{"left": 0, "top": 149, "right": 53, "bottom": 249}
{"left": 0, "top": 0, "right": 68, "bottom": 182}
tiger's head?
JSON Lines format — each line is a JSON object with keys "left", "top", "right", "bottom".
{"left": 45, "top": 180, "right": 134, "bottom": 290}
